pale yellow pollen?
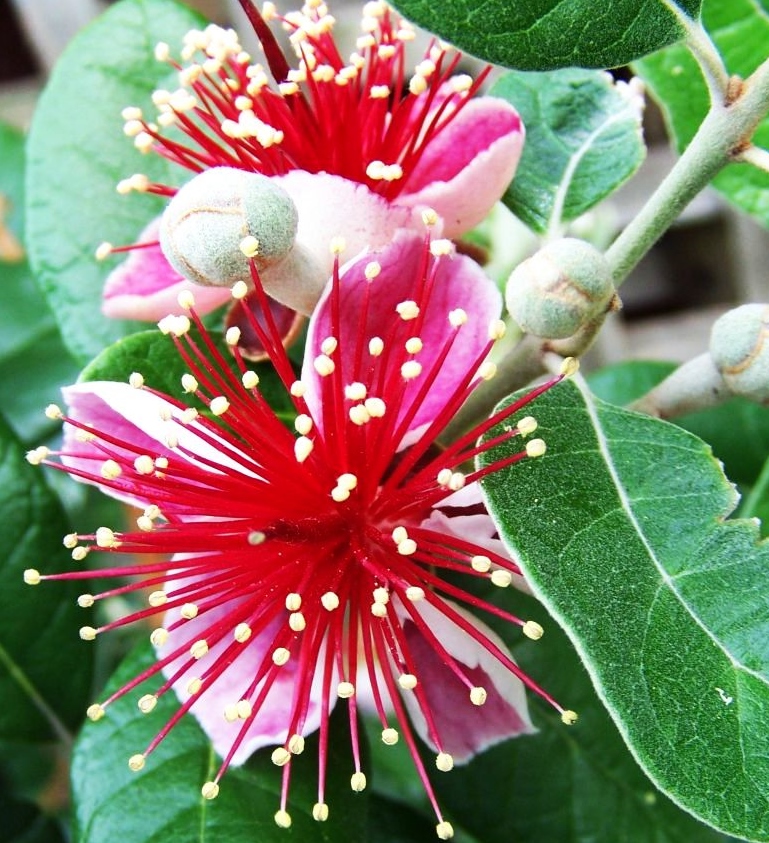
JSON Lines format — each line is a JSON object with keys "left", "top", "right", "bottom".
{"left": 366, "top": 159, "right": 385, "bottom": 180}
{"left": 134, "top": 454, "right": 154, "bottom": 475}
{"left": 181, "top": 407, "right": 199, "bottom": 423}
{"left": 369, "top": 336, "right": 384, "bottom": 356}
{"left": 523, "top": 620, "right": 544, "bottom": 640}
{"left": 364, "top": 396, "right": 386, "bottom": 417}
{"left": 239, "top": 235, "right": 260, "bottom": 258}
{"left": 154, "top": 41, "right": 170, "bottom": 61}
{"left": 348, "top": 404, "right": 371, "bottom": 426}
{"left": 262, "top": 2, "right": 278, "bottom": 20}
{"left": 288, "top": 733, "right": 305, "bottom": 754}
{"left": 401, "top": 360, "right": 422, "bottom": 380}
{"left": 224, "top": 703, "right": 238, "bottom": 723}
{"left": 225, "top": 326, "right": 241, "bottom": 346}
{"left": 312, "top": 802, "right": 329, "bottom": 822}
{"left": 321, "top": 337, "right": 338, "bottom": 357}
{"left": 23, "top": 568, "right": 41, "bottom": 585}
{"left": 201, "top": 781, "right": 220, "bottom": 800}
{"left": 398, "top": 673, "right": 418, "bottom": 690}
{"left": 448, "top": 308, "right": 467, "bottom": 327}
{"left": 337, "top": 681, "right": 355, "bottom": 699}
{"left": 408, "top": 74, "right": 428, "bottom": 95}
{"left": 190, "top": 639, "right": 209, "bottom": 659}
{"left": 177, "top": 289, "right": 195, "bottom": 310}
{"left": 134, "top": 131, "right": 154, "bottom": 153}
{"left": 63, "top": 533, "right": 78, "bottom": 549}
{"left": 79, "top": 626, "right": 98, "bottom": 641}
{"left": 290, "top": 380, "right": 306, "bottom": 398}
{"left": 436, "top": 468, "right": 452, "bottom": 487}
{"left": 436, "top": 752, "right": 454, "bottom": 772}
{"left": 350, "top": 771, "right": 367, "bottom": 792}
{"left": 372, "top": 586, "right": 389, "bottom": 604}
{"left": 128, "top": 754, "right": 146, "bottom": 772}
{"left": 181, "top": 373, "right": 198, "bottom": 393}
{"left": 405, "top": 586, "right": 425, "bottom": 602}
{"left": 210, "top": 396, "right": 230, "bottom": 416}
{"left": 488, "top": 318, "right": 507, "bottom": 340}
{"left": 397, "top": 536, "right": 417, "bottom": 554}
{"left": 25, "top": 446, "right": 50, "bottom": 465}
{"left": 421, "top": 207, "right": 439, "bottom": 227}
{"left": 337, "top": 473, "right": 358, "bottom": 491}
{"left": 285, "top": 592, "right": 302, "bottom": 612}
{"left": 138, "top": 693, "right": 158, "bottom": 714}
{"left": 234, "top": 622, "right": 252, "bottom": 643}
{"left": 123, "top": 118, "right": 144, "bottom": 136}
{"left": 155, "top": 456, "right": 168, "bottom": 471}
{"left": 313, "top": 354, "right": 335, "bottom": 376}
{"left": 397, "top": 26, "right": 416, "bottom": 41}
{"left": 526, "top": 438, "right": 547, "bottom": 458}
{"left": 77, "top": 594, "right": 95, "bottom": 608}
{"left": 148, "top": 590, "right": 167, "bottom": 608}
{"left": 150, "top": 628, "right": 169, "bottom": 647}
{"left": 236, "top": 699, "right": 252, "bottom": 719}
{"left": 396, "top": 300, "right": 419, "bottom": 321}
{"left": 364, "top": 261, "right": 381, "bottom": 280}
{"left": 75, "top": 429, "right": 95, "bottom": 443}
{"left": 448, "top": 472, "right": 465, "bottom": 491}
{"left": 294, "top": 436, "right": 314, "bottom": 463}
{"left": 470, "top": 686, "right": 487, "bottom": 706}
{"left": 332, "top": 486, "right": 350, "bottom": 503}
{"left": 561, "top": 709, "right": 579, "bottom": 725}
{"left": 181, "top": 602, "right": 199, "bottom": 619}
{"left": 321, "top": 591, "right": 340, "bottom": 611}
{"left": 272, "top": 647, "right": 290, "bottom": 666}
{"left": 517, "top": 416, "right": 538, "bottom": 437}
{"left": 328, "top": 235, "right": 346, "bottom": 255}
{"left": 471, "top": 555, "right": 491, "bottom": 573}
{"left": 381, "top": 727, "right": 399, "bottom": 745}
{"left": 288, "top": 611, "right": 306, "bottom": 632}
{"left": 101, "top": 460, "right": 122, "bottom": 480}
{"left": 242, "top": 370, "right": 259, "bottom": 390}
{"left": 72, "top": 547, "right": 88, "bottom": 562}
{"left": 294, "top": 414, "right": 313, "bottom": 435}
{"left": 436, "top": 820, "right": 455, "bottom": 840}
{"left": 356, "top": 33, "right": 376, "bottom": 50}
{"left": 96, "top": 526, "right": 119, "bottom": 548}
{"left": 344, "top": 382, "right": 367, "bottom": 401}
{"left": 274, "top": 809, "right": 292, "bottom": 828}
{"left": 405, "top": 337, "right": 423, "bottom": 354}
{"left": 86, "top": 703, "right": 105, "bottom": 721}
{"left": 231, "top": 280, "right": 248, "bottom": 299}
{"left": 187, "top": 677, "right": 203, "bottom": 695}
{"left": 451, "top": 73, "right": 473, "bottom": 93}
{"left": 371, "top": 602, "right": 387, "bottom": 618}
{"left": 136, "top": 516, "right": 152, "bottom": 532}
{"left": 491, "top": 569, "right": 513, "bottom": 588}
{"left": 392, "top": 525, "right": 408, "bottom": 545}
{"left": 430, "top": 239, "right": 454, "bottom": 257}
{"left": 479, "top": 361, "right": 497, "bottom": 380}
{"left": 561, "top": 357, "right": 580, "bottom": 377}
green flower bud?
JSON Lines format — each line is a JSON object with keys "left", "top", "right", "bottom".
{"left": 710, "top": 304, "right": 769, "bottom": 401}
{"left": 160, "top": 167, "right": 298, "bottom": 287}
{"left": 505, "top": 238, "right": 615, "bottom": 339}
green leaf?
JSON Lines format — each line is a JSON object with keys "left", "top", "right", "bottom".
{"left": 72, "top": 642, "right": 369, "bottom": 842}
{"left": 588, "top": 360, "right": 769, "bottom": 487}
{"left": 367, "top": 796, "right": 440, "bottom": 843}
{"left": 491, "top": 69, "right": 645, "bottom": 234}
{"left": 480, "top": 378, "right": 769, "bottom": 841}
{"left": 25, "top": 0, "right": 204, "bottom": 364}
{"left": 431, "top": 589, "right": 738, "bottom": 843}
{"left": 0, "top": 791, "right": 66, "bottom": 843}
{"left": 79, "top": 329, "right": 295, "bottom": 424}
{"left": 634, "top": 0, "right": 769, "bottom": 226}
{"left": 0, "top": 122, "right": 78, "bottom": 445}
{"left": 0, "top": 414, "right": 93, "bottom": 741}
{"left": 391, "top": 0, "right": 701, "bottom": 70}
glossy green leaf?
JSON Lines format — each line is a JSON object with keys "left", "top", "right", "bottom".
{"left": 391, "top": 0, "right": 701, "bottom": 70}
{"left": 492, "top": 69, "right": 645, "bottom": 234}
{"left": 0, "top": 414, "right": 93, "bottom": 741}
{"left": 72, "top": 642, "right": 369, "bottom": 842}
{"left": 431, "top": 588, "right": 738, "bottom": 843}
{"left": 588, "top": 360, "right": 769, "bottom": 487}
{"left": 79, "top": 329, "right": 295, "bottom": 424}
{"left": 25, "top": 0, "right": 204, "bottom": 364}
{"left": 0, "top": 122, "right": 78, "bottom": 445}
{"left": 634, "top": 0, "right": 769, "bottom": 226}
{"left": 481, "top": 378, "right": 769, "bottom": 841}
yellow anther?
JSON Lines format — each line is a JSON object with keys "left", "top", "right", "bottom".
{"left": 561, "top": 357, "right": 579, "bottom": 377}
{"left": 242, "top": 370, "right": 259, "bottom": 389}
{"left": 312, "top": 802, "right": 329, "bottom": 822}
{"left": 210, "top": 396, "right": 230, "bottom": 416}
{"left": 517, "top": 416, "right": 538, "bottom": 436}
{"left": 274, "top": 809, "right": 292, "bottom": 828}
{"left": 526, "top": 438, "right": 547, "bottom": 458}
{"left": 523, "top": 620, "right": 544, "bottom": 640}
{"left": 148, "top": 590, "right": 167, "bottom": 607}
{"left": 234, "top": 622, "right": 252, "bottom": 643}
{"left": 77, "top": 594, "right": 95, "bottom": 608}
{"left": 398, "top": 673, "right": 417, "bottom": 690}
{"left": 321, "top": 591, "right": 340, "bottom": 611}
{"left": 405, "top": 586, "right": 425, "bottom": 602}
{"left": 350, "top": 771, "right": 367, "bottom": 792}
{"left": 240, "top": 235, "right": 260, "bottom": 257}
{"left": 79, "top": 626, "right": 98, "bottom": 641}
{"left": 138, "top": 694, "right": 158, "bottom": 714}
{"left": 471, "top": 555, "right": 491, "bottom": 573}
{"left": 86, "top": 703, "right": 105, "bottom": 721}
{"left": 177, "top": 289, "right": 195, "bottom": 310}
{"left": 448, "top": 308, "right": 468, "bottom": 327}
{"left": 201, "top": 781, "right": 220, "bottom": 800}
{"left": 491, "top": 569, "right": 512, "bottom": 588}
{"left": 150, "top": 628, "right": 169, "bottom": 647}
{"left": 190, "top": 639, "right": 209, "bottom": 659}
{"left": 288, "top": 734, "right": 305, "bottom": 754}
{"left": 436, "top": 752, "right": 454, "bottom": 772}
{"left": 337, "top": 681, "right": 355, "bottom": 699}
{"left": 128, "top": 753, "right": 146, "bottom": 771}
{"left": 231, "top": 280, "right": 248, "bottom": 299}
{"left": 470, "top": 686, "right": 487, "bottom": 706}
{"left": 381, "top": 727, "right": 399, "bottom": 745}
{"left": 272, "top": 647, "right": 290, "bottom": 665}
{"left": 181, "top": 602, "right": 199, "bottom": 619}
{"left": 23, "top": 568, "right": 41, "bottom": 585}
{"left": 436, "top": 820, "right": 455, "bottom": 840}
{"left": 561, "top": 709, "right": 579, "bottom": 725}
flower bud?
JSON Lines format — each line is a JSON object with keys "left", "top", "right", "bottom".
{"left": 506, "top": 238, "right": 615, "bottom": 339}
{"left": 160, "top": 167, "right": 298, "bottom": 287}
{"left": 710, "top": 304, "right": 769, "bottom": 401}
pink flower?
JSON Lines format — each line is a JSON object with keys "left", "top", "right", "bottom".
{"left": 101, "top": 0, "right": 524, "bottom": 328}
{"left": 27, "top": 232, "right": 574, "bottom": 837}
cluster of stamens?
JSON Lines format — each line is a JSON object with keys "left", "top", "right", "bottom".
{"left": 25, "top": 230, "right": 577, "bottom": 836}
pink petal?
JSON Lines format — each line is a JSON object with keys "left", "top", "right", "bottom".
{"left": 397, "top": 597, "right": 535, "bottom": 762}
{"left": 156, "top": 593, "right": 333, "bottom": 765}
{"left": 101, "top": 216, "right": 230, "bottom": 320}
{"left": 400, "top": 97, "right": 524, "bottom": 239}
{"left": 303, "top": 231, "right": 501, "bottom": 442}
